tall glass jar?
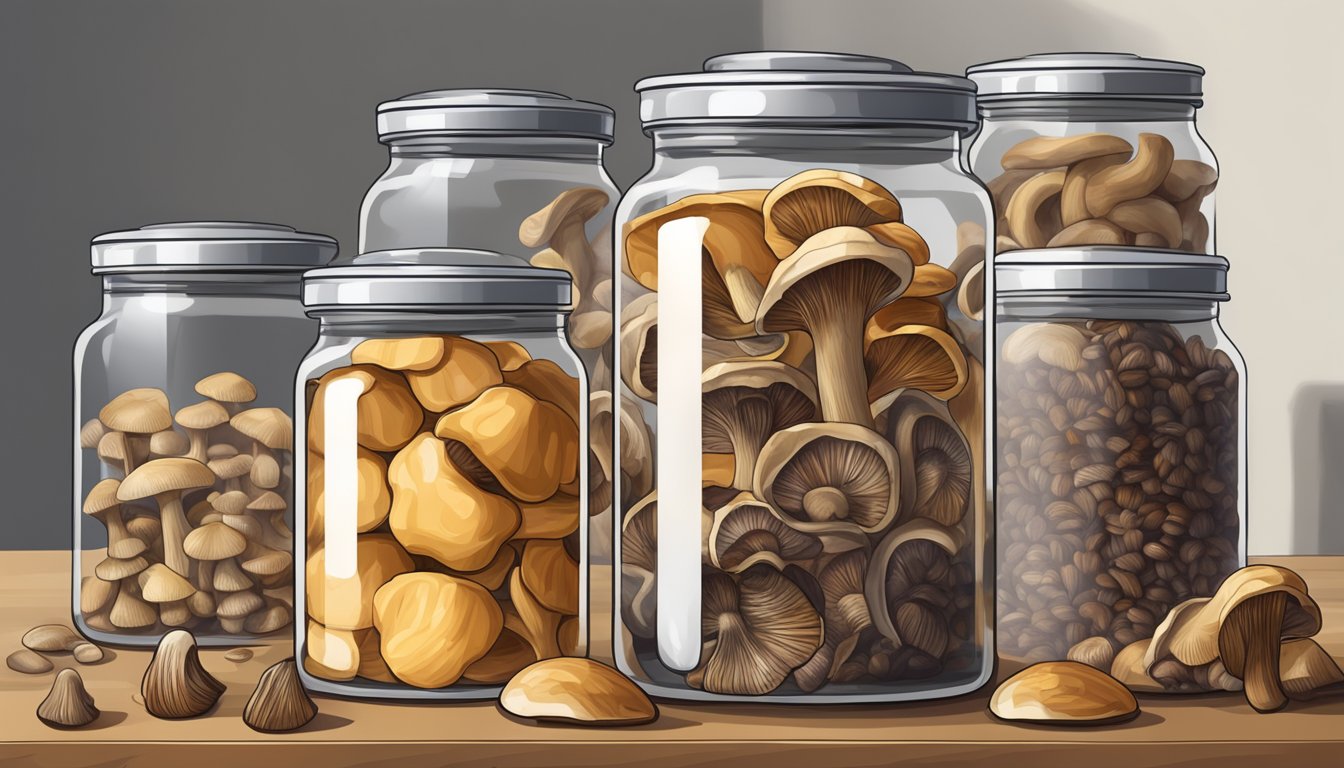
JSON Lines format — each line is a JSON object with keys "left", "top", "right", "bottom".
{"left": 613, "top": 52, "right": 993, "bottom": 702}
{"left": 296, "top": 250, "right": 586, "bottom": 699}
{"left": 995, "top": 247, "right": 1246, "bottom": 673}
{"left": 967, "top": 54, "right": 1217, "bottom": 254}
{"left": 361, "top": 88, "right": 619, "bottom": 560}
{"left": 73, "top": 222, "right": 335, "bottom": 646}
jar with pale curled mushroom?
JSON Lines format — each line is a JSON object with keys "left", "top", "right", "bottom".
{"left": 994, "top": 247, "right": 1246, "bottom": 669}
{"left": 614, "top": 51, "right": 992, "bottom": 703}
{"left": 74, "top": 222, "right": 335, "bottom": 646}
{"left": 296, "top": 250, "right": 586, "bottom": 700}
{"left": 967, "top": 53, "right": 1217, "bottom": 254}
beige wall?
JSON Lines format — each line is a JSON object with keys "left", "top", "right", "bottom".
{"left": 764, "top": 0, "right": 1344, "bottom": 554}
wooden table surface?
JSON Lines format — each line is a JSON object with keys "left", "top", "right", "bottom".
{"left": 2, "top": 552, "right": 1342, "bottom": 768}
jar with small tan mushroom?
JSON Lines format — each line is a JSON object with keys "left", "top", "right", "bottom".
{"left": 967, "top": 53, "right": 1217, "bottom": 254}
{"left": 358, "top": 88, "right": 619, "bottom": 563}
{"left": 994, "top": 247, "right": 1246, "bottom": 670}
{"left": 295, "top": 250, "right": 586, "bottom": 699}
{"left": 614, "top": 52, "right": 993, "bottom": 702}
{"left": 73, "top": 222, "right": 335, "bottom": 646}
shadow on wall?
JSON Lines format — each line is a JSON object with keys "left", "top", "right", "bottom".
{"left": 1292, "top": 384, "right": 1344, "bottom": 555}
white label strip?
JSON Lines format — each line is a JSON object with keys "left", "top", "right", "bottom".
{"left": 656, "top": 215, "right": 708, "bottom": 673}
{"left": 323, "top": 375, "right": 368, "bottom": 580}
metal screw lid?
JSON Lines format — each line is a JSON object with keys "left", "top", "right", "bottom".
{"left": 996, "top": 247, "right": 1228, "bottom": 300}
{"left": 302, "top": 248, "right": 571, "bottom": 311}
{"left": 375, "top": 88, "right": 615, "bottom": 144}
{"left": 636, "top": 51, "right": 978, "bottom": 133}
{"left": 967, "top": 52, "right": 1204, "bottom": 105}
{"left": 91, "top": 222, "right": 337, "bottom": 274}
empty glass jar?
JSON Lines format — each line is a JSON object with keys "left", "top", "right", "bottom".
{"left": 73, "top": 221, "right": 336, "bottom": 646}
{"left": 296, "top": 249, "right": 586, "bottom": 699}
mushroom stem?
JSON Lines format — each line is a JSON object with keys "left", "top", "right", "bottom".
{"left": 811, "top": 312, "right": 875, "bottom": 428}
{"left": 1224, "top": 592, "right": 1289, "bottom": 713}
{"left": 802, "top": 487, "right": 851, "bottom": 521}
{"left": 155, "top": 492, "right": 192, "bottom": 578}
{"left": 184, "top": 430, "right": 208, "bottom": 464}
{"left": 720, "top": 264, "right": 765, "bottom": 323}
{"left": 102, "top": 506, "right": 139, "bottom": 559}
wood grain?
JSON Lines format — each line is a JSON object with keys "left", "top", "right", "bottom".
{"left": 1, "top": 552, "right": 1342, "bottom": 767}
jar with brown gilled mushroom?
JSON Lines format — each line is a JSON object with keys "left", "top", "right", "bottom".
{"left": 994, "top": 247, "right": 1246, "bottom": 669}
{"left": 613, "top": 52, "right": 993, "bottom": 702}
{"left": 359, "top": 90, "right": 619, "bottom": 562}
{"left": 295, "top": 249, "right": 586, "bottom": 699}
{"left": 966, "top": 54, "right": 1217, "bottom": 254}
{"left": 73, "top": 222, "right": 336, "bottom": 646}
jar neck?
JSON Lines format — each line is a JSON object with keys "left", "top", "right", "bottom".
{"left": 314, "top": 309, "right": 568, "bottom": 336}
{"left": 997, "top": 295, "right": 1222, "bottom": 322}
{"left": 979, "top": 99, "right": 1197, "bottom": 122}
{"left": 649, "top": 126, "right": 964, "bottom": 161}
{"left": 102, "top": 273, "right": 301, "bottom": 297}
{"left": 386, "top": 136, "right": 606, "bottom": 162}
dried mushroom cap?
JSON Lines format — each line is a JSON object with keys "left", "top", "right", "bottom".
{"left": 499, "top": 657, "right": 658, "bottom": 726}
{"left": 1001, "top": 322, "right": 1088, "bottom": 372}
{"left": 620, "top": 493, "right": 657, "bottom": 639}
{"left": 504, "top": 359, "right": 581, "bottom": 426}
{"left": 434, "top": 386, "right": 579, "bottom": 502}
{"left": 212, "top": 557, "right": 254, "bottom": 592}
{"left": 884, "top": 389, "right": 973, "bottom": 527}
{"left": 142, "top": 629, "right": 226, "bottom": 719}
{"left": 211, "top": 489, "right": 249, "bottom": 515}
{"left": 462, "top": 627, "right": 536, "bottom": 684}
{"left": 208, "top": 453, "right": 254, "bottom": 480}
{"left": 305, "top": 534, "right": 415, "bottom": 630}
{"left": 109, "top": 582, "right": 157, "bottom": 627}
{"left": 903, "top": 263, "right": 958, "bottom": 298}
{"left": 96, "top": 431, "right": 135, "bottom": 472}
{"left": 308, "top": 448, "right": 392, "bottom": 536}
{"left": 96, "top": 553, "right": 150, "bottom": 581}
{"left": 195, "top": 372, "right": 257, "bottom": 403}
{"left": 403, "top": 336, "right": 505, "bottom": 413}
{"left": 351, "top": 336, "right": 446, "bottom": 371}
{"left": 243, "top": 658, "right": 317, "bottom": 733}
{"left": 175, "top": 400, "right": 230, "bottom": 430}
{"left": 484, "top": 339, "right": 532, "bottom": 371}
{"left": 388, "top": 433, "right": 520, "bottom": 571}
{"left": 231, "top": 408, "right": 293, "bottom": 451}
{"left": 245, "top": 603, "right": 292, "bottom": 634}
{"left": 83, "top": 479, "right": 147, "bottom": 559}
{"left": 373, "top": 572, "right": 503, "bottom": 689}
{"left": 515, "top": 493, "right": 580, "bottom": 540}
{"left": 1279, "top": 639, "right": 1344, "bottom": 700}
{"left": 217, "top": 589, "right": 265, "bottom": 619}
{"left": 619, "top": 292, "right": 658, "bottom": 402}
{"left": 989, "top": 661, "right": 1139, "bottom": 725}
{"left": 138, "top": 563, "right": 197, "bottom": 602}
{"left": 864, "top": 518, "right": 964, "bottom": 647}
{"left": 246, "top": 491, "right": 287, "bottom": 513}
{"left": 99, "top": 387, "right": 172, "bottom": 433}
{"left": 956, "top": 260, "right": 985, "bottom": 322}
{"left": 689, "top": 566, "right": 823, "bottom": 696}
{"left": 754, "top": 421, "right": 900, "bottom": 535}
{"left": 865, "top": 324, "right": 969, "bottom": 409}
{"left": 761, "top": 169, "right": 905, "bottom": 258}
{"left": 708, "top": 492, "right": 822, "bottom": 573}
{"left": 183, "top": 522, "right": 248, "bottom": 561}
{"left": 756, "top": 226, "right": 916, "bottom": 427}
{"left": 520, "top": 539, "right": 580, "bottom": 615}
{"left": 308, "top": 365, "right": 421, "bottom": 453}
{"left": 520, "top": 186, "right": 610, "bottom": 248}
{"left": 80, "top": 419, "right": 107, "bottom": 449}
{"left": 867, "top": 296, "right": 948, "bottom": 337}
{"left": 37, "top": 668, "right": 99, "bottom": 728}
{"left": 702, "top": 361, "right": 818, "bottom": 490}
{"left": 242, "top": 547, "right": 293, "bottom": 576}
{"left": 304, "top": 621, "right": 359, "bottom": 681}
{"left": 119, "top": 457, "right": 215, "bottom": 576}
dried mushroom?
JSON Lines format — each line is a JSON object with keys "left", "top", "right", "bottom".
{"left": 618, "top": 292, "right": 658, "bottom": 402}
{"left": 243, "top": 659, "right": 317, "bottom": 733}
{"left": 37, "top": 669, "right": 99, "bottom": 728}
{"left": 304, "top": 621, "right": 360, "bottom": 681}
{"left": 620, "top": 493, "right": 657, "bottom": 639}
{"left": 142, "top": 629, "right": 226, "bottom": 719}
{"left": 864, "top": 519, "right": 965, "bottom": 656}
{"left": 794, "top": 549, "right": 873, "bottom": 692}
{"left": 305, "top": 534, "right": 414, "bottom": 630}
{"left": 118, "top": 458, "right": 216, "bottom": 578}
{"left": 702, "top": 361, "right": 818, "bottom": 490}
{"left": 405, "top": 336, "right": 504, "bottom": 413}
{"left": 351, "top": 336, "right": 445, "bottom": 372}
{"left": 1279, "top": 639, "right": 1344, "bottom": 700}
{"left": 463, "top": 628, "right": 537, "bottom": 685}
{"left": 884, "top": 389, "right": 973, "bottom": 527}
{"left": 708, "top": 492, "right": 823, "bottom": 573}
{"left": 373, "top": 572, "right": 503, "bottom": 689}
{"left": 307, "top": 447, "right": 392, "bottom": 540}
{"left": 762, "top": 169, "right": 910, "bottom": 258}
{"left": 508, "top": 569, "right": 565, "bottom": 661}
{"left": 505, "top": 359, "right": 581, "bottom": 426}
{"left": 865, "top": 324, "right": 969, "bottom": 409}
{"left": 82, "top": 479, "right": 145, "bottom": 559}
{"left": 308, "top": 365, "right": 421, "bottom": 453}
{"left": 520, "top": 187, "right": 611, "bottom": 349}
{"left": 990, "top": 661, "right": 1139, "bottom": 726}
{"left": 499, "top": 657, "right": 657, "bottom": 726}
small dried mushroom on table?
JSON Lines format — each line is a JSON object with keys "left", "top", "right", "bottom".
{"left": 78, "top": 374, "right": 295, "bottom": 638}
{"left": 304, "top": 336, "right": 583, "bottom": 689}
{"left": 986, "top": 132, "right": 1215, "bottom": 252}
{"left": 618, "top": 169, "right": 986, "bottom": 695}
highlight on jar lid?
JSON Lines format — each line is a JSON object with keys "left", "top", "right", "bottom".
{"left": 995, "top": 246, "right": 1229, "bottom": 299}
{"left": 91, "top": 221, "right": 337, "bottom": 274}
{"left": 967, "top": 52, "right": 1204, "bottom": 104}
{"left": 301, "top": 248, "right": 572, "bottom": 311}
{"left": 375, "top": 88, "right": 615, "bottom": 144}
{"left": 635, "top": 50, "right": 977, "bottom": 133}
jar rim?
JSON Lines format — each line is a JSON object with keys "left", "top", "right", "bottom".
{"left": 996, "top": 247, "right": 1229, "bottom": 300}
{"left": 91, "top": 221, "right": 337, "bottom": 274}
{"left": 967, "top": 52, "right": 1204, "bottom": 107}
{"left": 375, "top": 88, "right": 615, "bottom": 144}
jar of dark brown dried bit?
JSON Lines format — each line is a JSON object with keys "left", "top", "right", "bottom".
{"left": 994, "top": 247, "right": 1245, "bottom": 666}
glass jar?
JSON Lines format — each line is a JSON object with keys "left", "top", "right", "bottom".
{"left": 613, "top": 52, "right": 993, "bottom": 702}
{"left": 295, "top": 250, "right": 586, "bottom": 700}
{"left": 995, "top": 247, "right": 1245, "bottom": 668}
{"left": 967, "top": 53, "right": 1217, "bottom": 254}
{"left": 361, "top": 88, "right": 619, "bottom": 560}
{"left": 73, "top": 222, "right": 336, "bottom": 646}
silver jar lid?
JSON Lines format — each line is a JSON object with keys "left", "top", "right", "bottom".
{"left": 302, "top": 248, "right": 571, "bottom": 311}
{"left": 967, "top": 53, "right": 1204, "bottom": 105}
{"left": 636, "top": 51, "right": 978, "bottom": 133}
{"left": 91, "top": 222, "right": 337, "bottom": 274}
{"left": 996, "top": 247, "right": 1228, "bottom": 300}
{"left": 376, "top": 88, "right": 615, "bottom": 144}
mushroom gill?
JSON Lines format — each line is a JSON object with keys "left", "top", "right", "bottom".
{"left": 794, "top": 549, "right": 874, "bottom": 692}
{"left": 708, "top": 493, "right": 823, "bottom": 573}
{"left": 864, "top": 519, "right": 965, "bottom": 659}
{"left": 884, "top": 390, "right": 973, "bottom": 527}
{"left": 762, "top": 170, "right": 907, "bottom": 258}
{"left": 865, "top": 324, "right": 969, "bottom": 409}
{"left": 618, "top": 292, "right": 658, "bottom": 403}
{"left": 702, "top": 361, "right": 818, "bottom": 490}
{"left": 620, "top": 493, "right": 657, "bottom": 639}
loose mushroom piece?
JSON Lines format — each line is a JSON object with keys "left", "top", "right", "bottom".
{"left": 230, "top": 408, "right": 292, "bottom": 490}
{"left": 708, "top": 492, "right": 823, "bottom": 572}
{"left": 620, "top": 493, "right": 658, "bottom": 639}
{"left": 305, "top": 534, "right": 415, "bottom": 630}
{"left": 990, "top": 661, "right": 1139, "bottom": 725}
{"left": 244, "top": 658, "right": 318, "bottom": 733}
{"left": 755, "top": 226, "right": 916, "bottom": 427}
{"left": 351, "top": 336, "right": 446, "bottom": 371}
{"left": 195, "top": 372, "right": 257, "bottom": 414}
{"left": 308, "top": 447, "right": 392, "bottom": 537}
{"left": 83, "top": 478, "right": 147, "bottom": 559}
{"left": 403, "top": 336, "right": 505, "bottom": 413}
{"left": 702, "top": 361, "right": 819, "bottom": 491}
{"left": 37, "top": 669, "right": 99, "bottom": 728}
{"left": 118, "top": 458, "right": 216, "bottom": 577}
{"left": 174, "top": 401, "right": 230, "bottom": 464}
{"left": 142, "top": 629, "right": 226, "bottom": 719}
{"left": 434, "top": 386, "right": 580, "bottom": 502}
{"left": 22, "top": 624, "right": 84, "bottom": 653}
{"left": 689, "top": 565, "right": 824, "bottom": 696}
{"left": 373, "top": 572, "right": 503, "bottom": 688}
{"left": 618, "top": 292, "right": 658, "bottom": 402}
{"left": 1279, "top": 639, "right": 1344, "bottom": 700}
{"left": 865, "top": 324, "right": 970, "bottom": 411}
{"left": 761, "top": 169, "right": 906, "bottom": 258}
{"left": 499, "top": 658, "right": 658, "bottom": 726}
{"left": 754, "top": 422, "right": 901, "bottom": 536}
{"left": 388, "top": 433, "right": 520, "bottom": 572}
{"left": 864, "top": 518, "right": 965, "bottom": 651}
{"left": 308, "top": 365, "right": 421, "bottom": 453}
{"left": 884, "top": 389, "right": 973, "bottom": 527}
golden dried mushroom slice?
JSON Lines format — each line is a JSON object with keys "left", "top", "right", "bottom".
{"left": 308, "top": 365, "right": 422, "bottom": 453}
{"left": 990, "top": 661, "right": 1139, "bottom": 726}
{"left": 351, "top": 336, "right": 446, "bottom": 372}
{"left": 499, "top": 657, "right": 657, "bottom": 726}
{"left": 404, "top": 336, "right": 504, "bottom": 413}
{"left": 504, "top": 359, "right": 581, "bottom": 426}
{"left": 307, "top": 447, "right": 392, "bottom": 538}
{"left": 373, "top": 572, "right": 503, "bottom": 689}
{"left": 305, "top": 534, "right": 415, "bottom": 631}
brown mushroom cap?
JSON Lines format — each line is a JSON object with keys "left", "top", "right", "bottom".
{"left": 883, "top": 389, "right": 973, "bottom": 527}
{"left": 865, "top": 325, "right": 969, "bottom": 410}
{"left": 708, "top": 492, "right": 823, "bottom": 573}
{"left": 82, "top": 477, "right": 122, "bottom": 517}
{"left": 195, "top": 372, "right": 257, "bottom": 403}
{"left": 761, "top": 169, "right": 906, "bottom": 258}
{"left": 620, "top": 493, "right": 658, "bottom": 639}
{"left": 99, "top": 388, "right": 172, "bottom": 434}
{"left": 231, "top": 408, "right": 294, "bottom": 451}
{"left": 308, "top": 365, "right": 421, "bottom": 453}
{"left": 754, "top": 421, "right": 900, "bottom": 536}
{"left": 903, "top": 263, "right": 958, "bottom": 298}
{"left": 619, "top": 292, "right": 658, "bottom": 402}
{"left": 756, "top": 226, "right": 916, "bottom": 427}
{"left": 702, "top": 361, "right": 818, "bottom": 491}
{"left": 867, "top": 297, "right": 949, "bottom": 337}
{"left": 351, "top": 336, "right": 446, "bottom": 372}
{"left": 404, "top": 336, "right": 504, "bottom": 413}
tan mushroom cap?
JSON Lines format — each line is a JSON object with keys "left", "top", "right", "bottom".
{"left": 373, "top": 572, "right": 503, "bottom": 689}
{"left": 708, "top": 492, "right": 823, "bottom": 573}
{"left": 207, "top": 454, "right": 254, "bottom": 481}
{"left": 213, "top": 557, "right": 254, "bottom": 592}
{"left": 99, "top": 388, "right": 172, "bottom": 434}
{"left": 351, "top": 336, "right": 446, "bottom": 372}
{"left": 195, "top": 372, "right": 257, "bottom": 403}
{"left": 184, "top": 521, "right": 248, "bottom": 561}
{"left": 218, "top": 589, "right": 265, "bottom": 619}
{"left": 242, "top": 547, "right": 293, "bottom": 576}
{"left": 231, "top": 408, "right": 293, "bottom": 451}
{"left": 149, "top": 430, "right": 190, "bottom": 457}
{"left": 762, "top": 169, "right": 906, "bottom": 258}
{"left": 246, "top": 491, "right": 287, "bottom": 512}
{"left": 306, "top": 534, "right": 415, "bottom": 630}
{"left": 499, "top": 657, "right": 657, "bottom": 725}
{"left": 884, "top": 389, "right": 974, "bottom": 527}
{"left": 96, "top": 431, "right": 134, "bottom": 470}
{"left": 504, "top": 359, "right": 581, "bottom": 426}
{"left": 702, "top": 361, "right": 819, "bottom": 491}
{"left": 109, "top": 585, "right": 157, "bottom": 628}
{"left": 865, "top": 324, "right": 970, "bottom": 411}
{"left": 484, "top": 340, "right": 532, "bottom": 372}
{"left": 175, "top": 400, "right": 230, "bottom": 430}
{"left": 619, "top": 292, "right": 658, "bottom": 402}
{"left": 515, "top": 493, "right": 581, "bottom": 540}
{"left": 399, "top": 336, "right": 503, "bottom": 414}
{"left": 211, "top": 489, "right": 250, "bottom": 515}
{"left": 80, "top": 419, "right": 107, "bottom": 449}
{"left": 990, "top": 661, "right": 1139, "bottom": 725}
{"left": 96, "top": 554, "right": 150, "bottom": 581}
{"left": 308, "top": 365, "right": 422, "bottom": 453}
{"left": 83, "top": 478, "right": 123, "bottom": 516}
{"left": 117, "top": 457, "right": 216, "bottom": 501}
{"left": 903, "top": 263, "right": 958, "bottom": 298}
{"left": 137, "top": 563, "right": 197, "bottom": 603}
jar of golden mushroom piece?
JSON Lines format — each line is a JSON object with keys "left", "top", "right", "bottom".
{"left": 296, "top": 249, "right": 585, "bottom": 699}
{"left": 995, "top": 247, "right": 1246, "bottom": 668}
{"left": 967, "top": 53, "right": 1217, "bottom": 254}
{"left": 74, "top": 222, "right": 336, "bottom": 646}
{"left": 614, "top": 52, "right": 992, "bottom": 702}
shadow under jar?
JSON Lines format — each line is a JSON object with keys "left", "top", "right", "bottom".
{"left": 295, "top": 250, "right": 586, "bottom": 699}
{"left": 73, "top": 222, "right": 335, "bottom": 646}
{"left": 994, "top": 247, "right": 1246, "bottom": 670}
{"left": 614, "top": 51, "right": 993, "bottom": 703}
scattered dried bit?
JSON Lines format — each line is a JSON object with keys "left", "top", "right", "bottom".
{"left": 499, "top": 658, "right": 657, "bottom": 726}
{"left": 142, "top": 629, "right": 226, "bottom": 719}
{"left": 243, "top": 659, "right": 317, "bottom": 733}
{"left": 22, "top": 624, "right": 83, "bottom": 653}
{"left": 225, "top": 648, "right": 254, "bottom": 663}
{"left": 7, "top": 649, "right": 54, "bottom": 674}
{"left": 37, "top": 669, "right": 99, "bottom": 728}
{"left": 990, "top": 661, "right": 1139, "bottom": 726}
{"left": 72, "top": 643, "right": 105, "bottom": 664}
